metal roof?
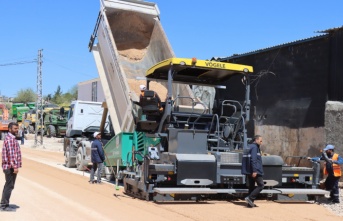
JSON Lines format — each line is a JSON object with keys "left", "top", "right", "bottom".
{"left": 316, "top": 25, "right": 343, "bottom": 33}
{"left": 213, "top": 25, "right": 343, "bottom": 61}
{"left": 217, "top": 34, "right": 328, "bottom": 60}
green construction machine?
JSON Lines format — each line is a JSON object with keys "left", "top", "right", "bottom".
{"left": 11, "top": 103, "right": 25, "bottom": 121}
{"left": 16, "top": 106, "right": 30, "bottom": 122}
{"left": 44, "top": 107, "right": 68, "bottom": 137}
{"left": 12, "top": 102, "right": 36, "bottom": 123}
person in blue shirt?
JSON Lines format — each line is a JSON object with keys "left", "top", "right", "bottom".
{"left": 89, "top": 132, "right": 105, "bottom": 184}
{"left": 308, "top": 144, "right": 343, "bottom": 204}
{"left": 241, "top": 135, "right": 264, "bottom": 207}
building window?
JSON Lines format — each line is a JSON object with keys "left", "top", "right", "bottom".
{"left": 92, "top": 81, "right": 97, "bottom": 101}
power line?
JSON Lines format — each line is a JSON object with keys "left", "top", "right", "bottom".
{"left": 0, "top": 60, "right": 37, "bottom": 66}
{"left": 44, "top": 58, "right": 95, "bottom": 78}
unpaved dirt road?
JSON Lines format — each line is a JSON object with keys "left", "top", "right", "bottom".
{"left": 0, "top": 138, "right": 342, "bottom": 221}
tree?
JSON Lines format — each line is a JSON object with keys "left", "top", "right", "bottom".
{"left": 60, "top": 85, "right": 78, "bottom": 106}
{"left": 69, "top": 85, "right": 78, "bottom": 100}
{"left": 13, "top": 88, "right": 36, "bottom": 103}
{"left": 47, "top": 94, "right": 52, "bottom": 102}
{"left": 51, "top": 85, "right": 63, "bottom": 105}
{"left": 48, "top": 85, "right": 77, "bottom": 106}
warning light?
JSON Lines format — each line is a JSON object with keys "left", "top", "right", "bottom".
{"left": 191, "top": 57, "right": 197, "bottom": 65}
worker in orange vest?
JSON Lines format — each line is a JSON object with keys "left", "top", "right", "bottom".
{"left": 308, "top": 144, "right": 343, "bottom": 203}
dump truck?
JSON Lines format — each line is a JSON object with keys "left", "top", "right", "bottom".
{"left": 90, "top": 1, "right": 328, "bottom": 201}
{"left": 89, "top": 0, "right": 194, "bottom": 136}
{"left": 88, "top": 0, "right": 196, "bottom": 179}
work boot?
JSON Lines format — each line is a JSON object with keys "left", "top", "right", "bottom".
{"left": 245, "top": 197, "right": 255, "bottom": 207}
{"left": 330, "top": 200, "right": 340, "bottom": 204}
{"left": 0, "top": 206, "right": 16, "bottom": 212}
{"left": 327, "top": 197, "right": 334, "bottom": 202}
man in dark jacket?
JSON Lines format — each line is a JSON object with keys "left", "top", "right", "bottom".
{"left": 241, "top": 135, "right": 264, "bottom": 207}
{"left": 89, "top": 132, "right": 105, "bottom": 184}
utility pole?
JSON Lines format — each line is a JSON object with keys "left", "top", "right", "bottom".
{"left": 34, "top": 49, "right": 44, "bottom": 147}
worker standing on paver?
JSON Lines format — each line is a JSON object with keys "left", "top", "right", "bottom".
{"left": 89, "top": 132, "right": 105, "bottom": 184}
{"left": 1, "top": 122, "right": 22, "bottom": 212}
{"left": 241, "top": 135, "right": 264, "bottom": 208}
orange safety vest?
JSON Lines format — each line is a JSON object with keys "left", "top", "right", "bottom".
{"left": 323, "top": 153, "right": 342, "bottom": 177}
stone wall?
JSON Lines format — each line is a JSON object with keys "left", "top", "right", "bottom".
{"left": 325, "top": 101, "right": 343, "bottom": 159}
{"left": 255, "top": 125, "right": 325, "bottom": 166}
{"left": 325, "top": 101, "right": 343, "bottom": 181}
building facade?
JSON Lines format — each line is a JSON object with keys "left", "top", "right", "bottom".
{"left": 77, "top": 78, "right": 105, "bottom": 103}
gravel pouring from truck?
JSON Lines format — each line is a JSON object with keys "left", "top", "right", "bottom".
{"left": 89, "top": 0, "right": 194, "bottom": 137}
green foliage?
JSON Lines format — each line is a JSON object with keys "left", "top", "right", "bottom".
{"left": 5, "top": 103, "right": 11, "bottom": 111}
{"left": 13, "top": 88, "right": 36, "bottom": 103}
{"left": 54, "top": 85, "right": 63, "bottom": 97}
{"left": 69, "top": 85, "right": 78, "bottom": 100}
{"left": 51, "top": 85, "right": 62, "bottom": 104}
{"left": 49, "top": 85, "right": 78, "bottom": 106}
{"left": 15, "top": 85, "right": 78, "bottom": 107}
{"left": 45, "top": 94, "right": 52, "bottom": 103}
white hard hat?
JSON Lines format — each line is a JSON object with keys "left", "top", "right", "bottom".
{"left": 139, "top": 85, "right": 146, "bottom": 91}
{"left": 93, "top": 132, "right": 100, "bottom": 138}
{"left": 323, "top": 144, "right": 334, "bottom": 151}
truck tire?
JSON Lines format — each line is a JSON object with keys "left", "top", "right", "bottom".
{"left": 65, "top": 146, "right": 74, "bottom": 168}
{"left": 75, "top": 140, "right": 91, "bottom": 171}
{"left": 75, "top": 147, "right": 85, "bottom": 171}
{"left": 47, "top": 125, "right": 56, "bottom": 138}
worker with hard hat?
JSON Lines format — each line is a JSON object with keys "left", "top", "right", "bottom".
{"left": 139, "top": 84, "right": 163, "bottom": 112}
{"left": 89, "top": 132, "right": 105, "bottom": 184}
{"left": 139, "top": 84, "right": 146, "bottom": 93}
{"left": 308, "top": 144, "right": 343, "bottom": 204}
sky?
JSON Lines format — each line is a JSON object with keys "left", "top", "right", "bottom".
{"left": 0, "top": 0, "right": 342, "bottom": 98}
